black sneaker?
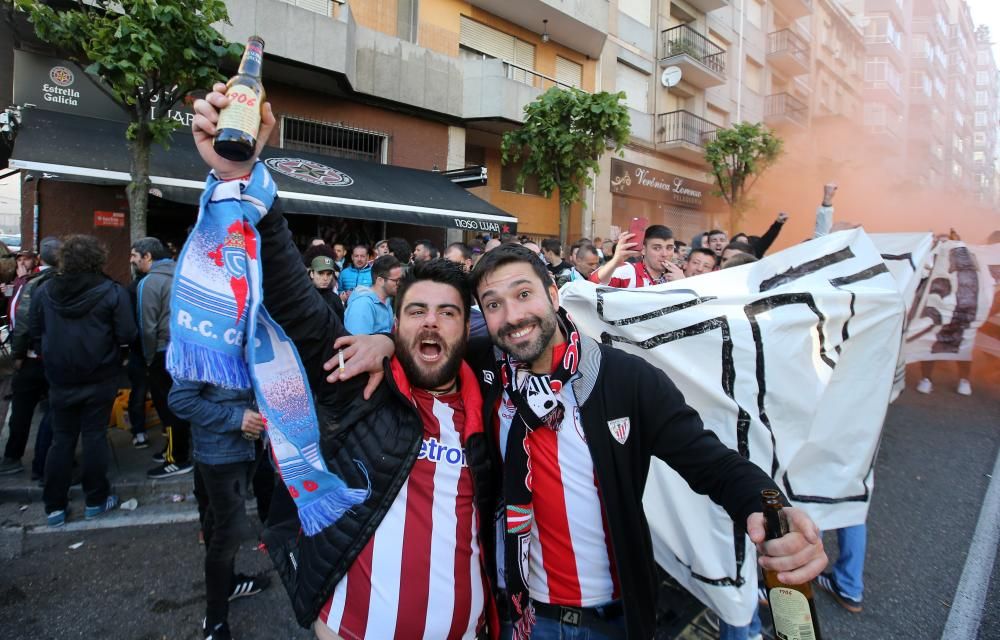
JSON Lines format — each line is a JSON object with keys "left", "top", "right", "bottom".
{"left": 229, "top": 573, "right": 270, "bottom": 601}
{"left": 0, "top": 457, "right": 23, "bottom": 475}
{"left": 147, "top": 461, "right": 194, "bottom": 479}
{"left": 203, "top": 618, "right": 232, "bottom": 640}
{"left": 151, "top": 448, "right": 166, "bottom": 463}
{"left": 132, "top": 433, "right": 150, "bottom": 449}
{"left": 816, "top": 572, "right": 863, "bottom": 613}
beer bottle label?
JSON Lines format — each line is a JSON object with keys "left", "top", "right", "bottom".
{"left": 218, "top": 85, "right": 261, "bottom": 137}
{"left": 768, "top": 587, "right": 817, "bottom": 640}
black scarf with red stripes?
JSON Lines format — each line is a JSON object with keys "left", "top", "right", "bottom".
{"left": 499, "top": 308, "right": 582, "bottom": 639}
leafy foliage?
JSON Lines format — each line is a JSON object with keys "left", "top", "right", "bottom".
{"left": 13, "top": 0, "right": 241, "bottom": 239}
{"left": 704, "top": 121, "right": 783, "bottom": 215}
{"left": 501, "top": 87, "right": 630, "bottom": 242}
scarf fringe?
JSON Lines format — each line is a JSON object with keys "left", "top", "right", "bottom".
{"left": 298, "top": 486, "right": 370, "bottom": 537}
{"left": 167, "top": 340, "right": 252, "bottom": 391}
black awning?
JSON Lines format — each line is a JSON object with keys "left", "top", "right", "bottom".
{"left": 8, "top": 108, "right": 517, "bottom": 234}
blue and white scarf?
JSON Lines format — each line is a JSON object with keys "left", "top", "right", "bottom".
{"left": 167, "top": 162, "right": 368, "bottom": 536}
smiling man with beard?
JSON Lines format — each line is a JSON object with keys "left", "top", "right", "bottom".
{"left": 464, "top": 244, "right": 827, "bottom": 640}
{"left": 191, "top": 85, "right": 499, "bottom": 640}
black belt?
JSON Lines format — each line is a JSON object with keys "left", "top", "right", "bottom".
{"left": 530, "top": 599, "right": 624, "bottom": 630}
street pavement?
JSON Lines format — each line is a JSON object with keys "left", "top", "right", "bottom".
{"left": 0, "top": 363, "right": 997, "bottom": 639}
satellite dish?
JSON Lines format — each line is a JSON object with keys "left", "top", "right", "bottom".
{"left": 661, "top": 66, "right": 682, "bottom": 87}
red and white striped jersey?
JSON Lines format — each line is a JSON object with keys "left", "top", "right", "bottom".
{"left": 589, "top": 261, "right": 664, "bottom": 289}
{"left": 319, "top": 388, "right": 485, "bottom": 639}
{"left": 497, "top": 379, "right": 620, "bottom": 607}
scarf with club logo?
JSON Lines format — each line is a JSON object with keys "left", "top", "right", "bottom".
{"left": 499, "top": 308, "right": 582, "bottom": 639}
{"left": 167, "top": 162, "right": 368, "bottom": 536}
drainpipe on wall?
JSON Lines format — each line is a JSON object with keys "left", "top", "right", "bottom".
{"left": 737, "top": 0, "right": 745, "bottom": 123}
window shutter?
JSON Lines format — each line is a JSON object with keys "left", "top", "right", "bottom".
{"left": 555, "top": 56, "right": 583, "bottom": 88}
{"left": 459, "top": 16, "right": 515, "bottom": 60}
{"left": 616, "top": 63, "right": 648, "bottom": 112}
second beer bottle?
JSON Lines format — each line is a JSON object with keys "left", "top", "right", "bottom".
{"left": 214, "top": 36, "right": 266, "bottom": 162}
{"left": 760, "top": 489, "right": 822, "bottom": 640}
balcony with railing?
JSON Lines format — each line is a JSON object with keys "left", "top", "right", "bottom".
{"left": 463, "top": 56, "right": 584, "bottom": 122}
{"left": 686, "top": 0, "right": 730, "bottom": 12}
{"left": 767, "top": 29, "right": 810, "bottom": 77}
{"left": 765, "top": 93, "right": 808, "bottom": 128}
{"left": 466, "top": 0, "right": 608, "bottom": 57}
{"left": 659, "top": 25, "right": 727, "bottom": 89}
{"left": 655, "top": 110, "right": 719, "bottom": 164}
{"left": 772, "top": 0, "right": 812, "bottom": 21}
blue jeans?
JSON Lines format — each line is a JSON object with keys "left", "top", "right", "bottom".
{"left": 718, "top": 607, "right": 762, "bottom": 640}
{"left": 831, "top": 524, "right": 866, "bottom": 600}
{"left": 501, "top": 603, "right": 626, "bottom": 640}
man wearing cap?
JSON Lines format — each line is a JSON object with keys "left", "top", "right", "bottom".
{"left": 0, "top": 238, "right": 60, "bottom": 477}
{"left": 344, "top": 255, "right": 402, "bottom": 336}
{"left": 307, "top": 254, "right": 345, "bottom": 321}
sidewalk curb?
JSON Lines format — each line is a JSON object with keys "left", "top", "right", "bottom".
{"left": 0, "top": 475, "right": 195, "bottom": 503}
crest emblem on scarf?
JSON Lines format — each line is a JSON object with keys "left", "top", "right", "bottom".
{"left": 207, "top": 221, "right": 257, "bottom": 324}
{"left": 607, "top": 417, "right": 630, "bottom": 445}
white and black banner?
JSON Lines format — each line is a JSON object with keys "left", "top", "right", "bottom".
{"left": 560, "top": 229, "right": 907, "bottom": 625}
{"left": 903, "top": 240, "right": 1000, "bottom": 364}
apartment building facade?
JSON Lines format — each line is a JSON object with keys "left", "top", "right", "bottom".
{"left": 973, "top": 25, "right": 1000, "bottom": 204}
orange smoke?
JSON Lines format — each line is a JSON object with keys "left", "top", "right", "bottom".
{"left": 734, "top": 119, "right": 1000, "bottom": 249}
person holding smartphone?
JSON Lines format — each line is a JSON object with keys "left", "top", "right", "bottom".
{"left": 589, "top": 224, "right": 685, "bottom": 287}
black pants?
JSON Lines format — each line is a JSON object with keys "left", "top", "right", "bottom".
{"left": 43, "top": 380, "right": 118, "bottom": 513}
{"left": 3, "top": 358, "right": 47, "bottom": 461}
{"left": 146, "top": 351, "right": 190, "bottom": 464}
{"left": 195, "top": 460, "right": 255, "bottom": 626}
{"left": 126, "top": 351, "right": 149, "bottom": 435}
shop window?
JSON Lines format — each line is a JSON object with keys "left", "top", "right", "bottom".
{"left": 282, "top": 116, "right": 387, "bottom": 164}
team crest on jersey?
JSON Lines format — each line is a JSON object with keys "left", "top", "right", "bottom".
{"left": 607, "top": 417, "right": 630, "bottom": 444}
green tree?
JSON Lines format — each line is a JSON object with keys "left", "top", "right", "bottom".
{"left": 705, "top": 121, "right": 783, "bottom": 227}
{"left": 12, "top": 0, "right": 241, "bottom": 241}
{"left": 502, "top": 86, "right": 631, "bottom": 246}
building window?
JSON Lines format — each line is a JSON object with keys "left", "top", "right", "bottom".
{"left": 616, "top": 63, "right": 648, "bottom": 112}
{"left": 864, "top": 15, "right": 901, "bottom": 50}
{"left": 746, "top": 57, "right": 763, "bottom": 93}
{"left": 977, "top": 90, "right": 988, "bottom": 106}
{"left": 865, "top": 57, "right": 901, "bottom": 95}
{"left": 619, "top": 0, "right": 651, "bottom": 26}
{"left": 911, "top": 71, "right": 932, "bottom": 97}
{"left": 459, "top": 16, "right": 536, "bottom": 86}
{"left": 976, "top": 111, "right": 988, "bottom": 127}
{"left": 977, "top": 71, "right": 990, "bottom": 86}
{"left": 912, "top": 34, "right": 931, "bottom": 59}
{"left": 975, "top": 132, "right": 987, "bottom": 146}
{"left": 978, "top": 50, "right": 992, "bottom": 65}
{"left": 556, "top": 56, "right": 583, "bottom": 89}
{"left": 282, "top": 116, "right": 387, "bottom": 163}
{"left": 501, "top": 160, "right": 541, "bottom": 196}
{"left": 746, "top": 0, "right": 763, "bottom": 29}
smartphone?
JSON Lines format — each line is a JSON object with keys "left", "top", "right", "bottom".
{"left": 628, "top": 217, "right": 648, "bottom": 248}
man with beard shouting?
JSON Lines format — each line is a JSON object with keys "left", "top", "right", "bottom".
{"left": 191, "top": 86, "right": 498, "bottom": 640}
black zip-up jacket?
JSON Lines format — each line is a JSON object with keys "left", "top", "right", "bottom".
{"left": 29, "top": 273, "right": 137, "bottom": 387}
{"left": 463, "top": 333, "right": 781, "bottom": 639}
{"left": 256, "top": 204, "right": 500, "bottom": 629}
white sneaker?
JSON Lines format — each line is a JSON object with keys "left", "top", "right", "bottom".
{"left": 957, "top": 379, "right": 972, "bottom": 396}
{"left": 915, "top": 378, "right": 933, "bottom": 394}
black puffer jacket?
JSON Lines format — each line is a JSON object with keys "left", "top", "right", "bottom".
{"left": 257, "top": 203, "right": 499, "bottom": 629}
{"left": 29, "top": 272, "right": 137, "bottom": 386}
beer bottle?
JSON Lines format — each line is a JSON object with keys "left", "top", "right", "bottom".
{"left": 214, "top": 36, "right": 266, "bottom": 162}
{"left": 761, "top": 489, "right": 822, "bottom": 640}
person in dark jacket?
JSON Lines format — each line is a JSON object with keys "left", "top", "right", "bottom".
{"left": 0, "top": 237, "right": 60, "bottom": 478}
{"left": 168, "top": 379, "right": 271, "bottom": 640}
{"left": 464, "top": 244, "right": 827, "bottom": 639}
{"left": 30, "top": 235, "right": 137, "bottom": 527}
{"left": 302, "top": 244, "right": 345, "bottom": 321}
{"left": 191, "top": 86, "right": 496, "bottom": 640}
{"left": 132, "top": 236, "right": 193, "bottom": 478}
{"left": 732, "top": 212, "right": 789, "bottom": 258}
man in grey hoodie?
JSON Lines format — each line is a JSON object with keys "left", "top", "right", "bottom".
{"left": 131, "top": 237, "right": 193, "bottom": 479}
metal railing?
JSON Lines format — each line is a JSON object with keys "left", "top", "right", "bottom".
{"left": 281, "top": 115, "right": 388, "bottom": 164}
{"left": 656, "top": 110, "right": 719, "bottom": 147}
{"left": 501, "top": 60, "right": 581, "bottom": 91}
{"left": 767, "top": 29, "right": 809, "bottom": 67}
{"left": 765, "top": 93, "right": 808, "bottom": 126}
{"left": 659, "top": 24, "right": 727, "bottom": 76}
